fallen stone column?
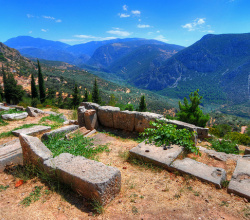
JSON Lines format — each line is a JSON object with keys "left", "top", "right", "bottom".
{"left": 171, "top": 158, "right": 227, "bottom": 188}
{"left": 41, "top": 125, "right": 79, "bottom": 141}
{"left": 228, "top": 158, "right": 250, "bottom": 200}
{"left": 2, "top": 112, "right": 28, "bottom": 120}
{"left": 44, "top": 153, "right": 121, "bottom": 205}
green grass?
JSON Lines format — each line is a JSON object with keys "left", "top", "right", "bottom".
{"left": 0, "top": 185, "right": 9, "bottom": 192}
{"left": 43, "top": 132, "right": 109, "bottom": 159}
{"left": 39, "top": 114, "right": 65, "bottom": 130}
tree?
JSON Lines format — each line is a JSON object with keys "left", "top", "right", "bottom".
{"left": 37, "top": 59, "right": 46, "bottom": 103}
{"left": 2, "top": 65, "right": 7, "bottom": 102}
{"left": 57, "top": 91, "right": 63, "bottom": 108}
{"left": 177, "top": 89, "right": 210, "bottom": 127}
{"left": 72, "top": 84, "right": 81, "bottom": 108}
{"left": 92, "top": 78, "right": 101, "bottom": 104}
{"left": 4, "top": 73, "right": 24, "bottom": 104}
{"left": 108, "top": 94, "right": 117, "bottom": 106}
{"left": 83, "top": 89, "right": 89, "bottom": 102}
{"left": 31, "top": 73, "right": 39, "bottom": 99}
{"left": 139, "top": 95, "right": 147, "bottom": 112}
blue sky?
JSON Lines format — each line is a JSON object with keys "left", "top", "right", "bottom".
{"left": 0, "top": 0, "right": 249, "bottom": 46}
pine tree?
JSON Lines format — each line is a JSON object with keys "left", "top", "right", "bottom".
{"left": 72, "top": 84, "right": 81, "bottom": 108}
{"left": 31, "top": 73, "right": 38, "bottom": 99}
{"left": 37, "top": 59, "right": 46, "bottom": 103}
{"left": 139, "top": 95, "right": 147, "bottom": 112}
{"left": 83, "top": 89, "right": 89, "bottom": 102}
{"left": 92, "top": 78, "right": 101, "bottom": 104}
{"left": 177, "top": 89, "right": 210, "bottom": 127}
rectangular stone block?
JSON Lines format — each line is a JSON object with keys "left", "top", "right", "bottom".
{"left": 78, "top": 106, "right": 86, "bottom": 127}
{"left": 43, "top": 153, "right": 121, "bottom": 205}
{"left": 113, "top": 111, "right": 136, "bottom": 131}
{"left": 171, "top": 158, "right": 227, "bottom": 188}
{"left": 97, "top": 106, "right": 120, "bottom": 128}
{"left": 41, "top": 125, "right": 79, "bottom": 141}
{"left": 129, "top": 142, "right": 183, "bottom": 170}
{"left": 228, "top": 159, "right": 250, "bottom": 200}
{"left": 19, "top": 134, "right": 53, "bottom": 168}
{"left": 0, "top": 139, "right": 23, "bottom": 172}
{"left": 80, "top": 102, "right": 100, "bottom": 111}
{"left": 134, "top": 112, "right": 164, "bottom": 132}
{"left": 12, "top": 125, "right": 51, "bottom": 137}
{"left": 84, "top": 109, "right": 98, "bottom": 130}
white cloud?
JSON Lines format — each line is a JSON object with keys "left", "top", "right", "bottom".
{"left": 207, "top": 30, "right": 215, "bottom": 33}
{"left": 123, "top": 5, "right": 128, "bottom": 11}
{"left": 137, "top": 24, "right": 151, "bottom": 28}
{"left": 154, "top": 35, "right": 169, "bottom": 43}
{"left": 43, "top": 15, "right": 55, "bottom": 20}
{"left": 131, "top": 10, "right": 141, "bottom": 16}
{"left": 119, "top": 13, "right": 130, "bottom": 18}
{"left": 41, "top": 29, "right": 48, "bottom": 32}
{"left": 29, "top": 31, "right": 32, "bottom": 34}
{"left": 74, "top": 35, "right": 97, "bottom": 39}
{"left": 107, "top": 30, "right": 132, "bottom": 37}
{"left": 27, "top": 14, "right": 34, "bottom": 18}
{"left": 56, "top": 19, "right": 62, "bottom": 23}
{"left": 156, "top": 30, "right": 160, "bottom": 33}
{"left": 182, "top": 18, "right": 206, "bottom": 31}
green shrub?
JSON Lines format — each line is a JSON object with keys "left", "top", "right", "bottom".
{"left": 208, "top": 139, "right": 239, "bottom": 154}
{"left": 141, "top": 120, "right": 199, "bottom": 155}
{"left": 225, "top": 132, "right": 250, "bottom": 146}
{"left": 209, "top": 124, "right": 232, "bottom": 138}
{"left": 43, "top": 133, "right": 109, "bottom": 159}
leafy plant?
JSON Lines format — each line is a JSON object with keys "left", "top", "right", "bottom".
{"left": 208, "top": 139, "right": 239, "bottom": 154}
{"left": 91, "top": 199, "right": 105, "bottom": 214}
{"left": 225, "top": 132, "right": 250, "bottom": 146}
{"left": 141, "top": 120, "right": 199, "bottom": 155}
{"left": 20, "top": 186, "right": 43, "bottom": 207}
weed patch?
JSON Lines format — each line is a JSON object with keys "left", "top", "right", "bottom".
{"left": 208, "top": 139, "right": 239, "bottom": 154}
{"left": 0, "top": 184, "right": 9, "bottom": 192}
{"left": 20, "top": 186, "right": 43, "bottom": 207}
{"left": 43, "top": 133, "right": 109, "bottom": 159}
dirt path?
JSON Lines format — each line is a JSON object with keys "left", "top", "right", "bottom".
{"left": 0, "top": 112, "right": 249, "bottom": 220}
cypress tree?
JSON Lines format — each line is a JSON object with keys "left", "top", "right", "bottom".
{"left": 83, "top": 89, "right": 89, "bottom": 102}
{"left": 31, "top": 73, "right": 38, "bottom": 99}
{"left": 72, "top": 84, "right": 81, "bottom": 108}
{"left": 92, "top": 78, "right": 101, "bottom": 104}
{"left": 139, "top": 95, "right": 147, "bottom": 112}
{"left": 57, "top": 91, "right": 63, "bottom": 108}
{"left": 37, "top": 59, "right": 46, "bottom": 103}
{"left": 108, "top": 94, "right": 116, "bottom": 106}
{"left": 2, "top": 65, "right": 8, "bottom": 102}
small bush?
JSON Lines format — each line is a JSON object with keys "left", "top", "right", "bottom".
{"left": 209, "top": 124, "right": 232, "bottom": 138}
{"left": 141, "top": 120, "right": 199, "bottom": 155}
{"left": 208, "top": 139, "right": 239, "bottom": 154}
{"left": 225, "top": 132, "right": 250, "bottom": 146}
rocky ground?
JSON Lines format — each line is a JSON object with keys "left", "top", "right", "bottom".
{"left": 0, "top": 109, "right": 249, "bottom": 220}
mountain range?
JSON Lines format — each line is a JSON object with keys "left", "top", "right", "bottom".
{"left": 3, "top": 34, "right": 250, "bottom": 118}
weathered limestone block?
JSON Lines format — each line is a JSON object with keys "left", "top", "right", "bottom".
{"left": 65, "top": 127, "right": 91, "bottom": 140}
{"left": 244, "top": 148, "right": 250, "bottom": 155}
{"left": 228, "top": 158, "right": 250, "bottom": 200}
{"left": 134, "top": 112, "right": 164, "bottom": 132}
{"left": 19, "top": 134, "right": 53, "bottom": 168}
{"left": 41, "top": 125, "right": 79, "bottom": 141}
{"left": 129, "top": 142, "right": 183, "bottom": 170}
{"left": 26, "top": 106, "right": 45, "bottom": 117}
{"left": 43, "top": 153, "right": 121, "bottom": 205}
{"left": 84, "top": 109, "right": 98, "bottom": 130}
{"left": 113, "top": 110, "right": 136, "bottom": 131}
{"left": 0, "top": 106, "right": 10, "bottom": 111}
{"left": 0, "top": 139, "right": 23, "bottom": 172}
{"left": 12, "top": 125, "right": 51, "bottom": 137}
{"left": 78, "top": 106, "right": 86, "bottom": 127}
{"left": 15, "top": 106, "right": 25, "bottom": 111}
{"left": 198, "top": 146, "right": 242, "bottom": 161}
{"left": 171, "top": 158, "right": 227, "bottom": 188}
{"left": 97, "top": 106, "right": 120, "bottom": 128}
{"left": 196, "top": 127, "right": 209, "bottom": 139}
{"left": 2, "top": 112, "right": 28, "bottom": 120}
{"left": 80, "top": 102, "right": 100, "bottom": 111}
